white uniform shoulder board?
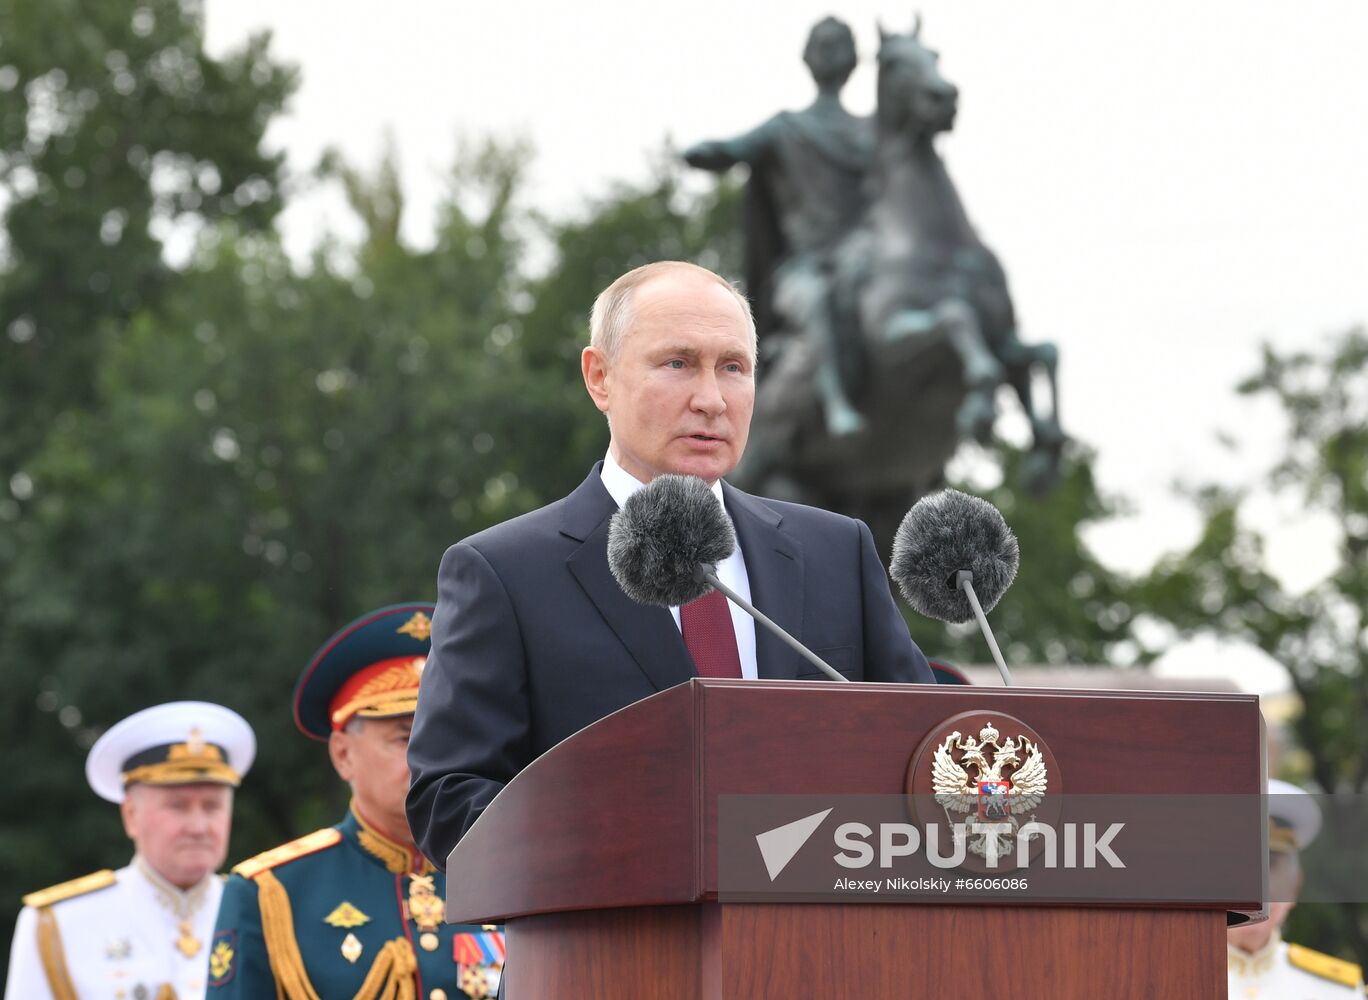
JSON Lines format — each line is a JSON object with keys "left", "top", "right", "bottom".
{"left": 21, "top": 870, "right": 117, "bottom": 910}
{"left": 1287, "top": 943, "right": 1364, "bottom": 989}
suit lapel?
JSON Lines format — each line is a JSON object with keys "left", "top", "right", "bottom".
{"left": 724, "top": 483, "right": 804, "bottom": 680}
{"left": 562, "top": 467, "right": 697, "bottom": 693}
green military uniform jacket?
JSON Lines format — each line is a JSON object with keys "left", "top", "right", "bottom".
{"left": 208, "top": 807, "right": 502, "bottom": 1000}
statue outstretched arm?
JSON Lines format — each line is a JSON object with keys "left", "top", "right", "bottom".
{"left": 683, "top": 119, "right": 778, "bottom": 172}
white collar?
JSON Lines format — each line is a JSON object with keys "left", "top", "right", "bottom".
{"left": 600, "top": 450, "right": 726, "bottom": 510}
{"left": 133, "top": 854, "right": 215, "bottom": 917}
{"left": 1228, "top": 930, "right": 1282, "bottom": 976}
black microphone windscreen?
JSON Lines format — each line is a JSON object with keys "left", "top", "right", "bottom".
{"left": 607, "top": 474, "right": 736, "bottom": 607}
{"left": 889, "top": 489, "right": 1019, "bottom": 623}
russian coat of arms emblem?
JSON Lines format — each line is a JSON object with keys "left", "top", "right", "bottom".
{"left": 906, "top": 711, "right": 1060, "bottom": 872}
{"left": 931, "top": 720, "right": 1049, "bottom": 861}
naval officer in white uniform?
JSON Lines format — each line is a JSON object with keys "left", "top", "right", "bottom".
{"left": 4, "top": 701, "right": 255, "bottom": 1000}
{"left": 1227, "top": 778, "right": 1364, "bottom": 998}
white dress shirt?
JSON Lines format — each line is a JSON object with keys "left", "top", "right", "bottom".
{"left": 600, "top": 452, "right": 759, "bottom": 679}
{"left": 5, "top": 858, "right": 224, "bottom": 1000}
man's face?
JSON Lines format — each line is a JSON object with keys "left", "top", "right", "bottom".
{"left": 1227, "top": 900, "right": 1295, "bottom": 953}
{"left": 329, "top": 715, "right": 415, "bottom": 843}
{"left": 805, "top": 24, "right": 857, "bottom": 87}
{"left": 121, "top": 783, "right": 233, "bottom": 889}
{"left": 1227, "top": 851, "right": 1299, "bottom": 953}
{"left": 582, "top": 272, "right": 755, "bottom": 485}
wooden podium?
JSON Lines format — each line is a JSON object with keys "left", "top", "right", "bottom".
{"left": 446, "top": 679, "right": 1264, "bottom": 998}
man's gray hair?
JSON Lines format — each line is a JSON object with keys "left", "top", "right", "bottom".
{"left": 589, "top": 260, "right": 758, "bottom": 365}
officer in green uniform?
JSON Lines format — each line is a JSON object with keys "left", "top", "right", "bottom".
{"left": 208, "top": 604, "right": 503, "bottom": 1000}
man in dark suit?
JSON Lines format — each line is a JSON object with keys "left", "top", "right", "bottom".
{"left": 407, "top": 260, "right": 933, "bottom": 870}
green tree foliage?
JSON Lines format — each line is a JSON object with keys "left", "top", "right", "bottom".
{"left": 0, "top": 0, "right": 296, "bottom": 472}
{"left": 0, "top": 2, "right": 1250, "bottom": 966}
{"left": 0, "top": 138, "right": 550, "bottom": 872}
{"left": 522, "top": 161, "right": 741, "bottom": 373}
{"left": 1136, "top": 329, "right": 1368, "bottom": 964}
{"left": 0, "top": 136, "right": 741, "bottom": 965}
{"left": 905, "top": 443, "right": 1144, "bottom": 669}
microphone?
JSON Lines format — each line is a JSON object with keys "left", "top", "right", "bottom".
{"left": 889, "top": 489, "right": 1019, "bottom": 685}
{"left": 607, "top": 474, "right": 848, "bottom": 683}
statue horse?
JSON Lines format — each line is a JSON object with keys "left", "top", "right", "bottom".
{"left": 732, "top": 18, "right": 1065, "bottom": 552}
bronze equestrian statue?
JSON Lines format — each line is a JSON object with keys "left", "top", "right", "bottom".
{"left": 684, "top": 17, "right": 874, "bottom": 436}
{"left": 685, "top": 17, "right": 1065, "bottom": 552}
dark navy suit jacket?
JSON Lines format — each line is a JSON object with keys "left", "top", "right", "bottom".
{"left": 406, "top": 465, "right": 932, "bottom": 869}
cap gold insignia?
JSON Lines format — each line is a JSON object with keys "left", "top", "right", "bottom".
{"left": 341, "top": 932, "right": 363, "bottom": 964}
{"left": 186, "top": 727, "right": 206, "bottom": 755}
{"left": 323, "top": 901, "right": 371, "bottom": 929}
{"left": 397, "top": 612, "right": 432, "bottom": 642}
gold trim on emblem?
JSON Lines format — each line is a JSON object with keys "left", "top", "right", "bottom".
{"left": 930, "top": 721, "right": 1049, "bottom": 860}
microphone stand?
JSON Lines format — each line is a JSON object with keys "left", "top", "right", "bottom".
{"left": 954, "top": 570, "right": 1015, "bottom": 686}
{"left": 698, "top": 565, "right": 849, "bottom": 683}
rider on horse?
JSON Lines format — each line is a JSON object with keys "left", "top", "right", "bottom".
{"left": 684, "top": 16, "right": 874, "bottom": 436}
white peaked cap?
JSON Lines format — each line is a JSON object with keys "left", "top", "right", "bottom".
{"left": 1267, "top": 777, "right": 1322, "bottom": 852}
{"left": 85, "top": 701, "right": 256, "bottom": 803}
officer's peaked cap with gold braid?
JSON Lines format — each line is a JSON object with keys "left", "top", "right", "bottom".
{"left": 85, "top": 701, "right": 256, "bottom": 803}
{"left": 293, "top": 603, "right": 434, "bottom": 740}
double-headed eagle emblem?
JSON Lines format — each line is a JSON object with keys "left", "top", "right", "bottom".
{"left": 931, "top": 720, "right": 1048, "bottom": 860}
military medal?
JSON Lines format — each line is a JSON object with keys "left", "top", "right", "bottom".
{"left": 176, "top": 919, "right": 202, "bottom": 958}
{"left": 341, "top": 932, "right": 364, "bottom": 963}
{"left": 407, "top": 874, "right": 444, "bottom": 952}
{"left": 461, "top": 966, "right": 494, "bottom": 999}
{"left": 135, "top": 856, "right": 209, "bottom": 961}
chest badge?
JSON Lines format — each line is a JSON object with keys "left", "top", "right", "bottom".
{"left": 324, "top": 901, "right": 371, "bottom": 928}
{"left": 408, "top": 874, "right": 444, "bottom": 951}
{"left": 209, "top": 936, "right": 235, "bottom": 983}
{"left": 106, "top": 937, "right": 132, "bottom": 960}
{"left": 340, "top": 932, "right": 364, "bottom": 964}
{"left": 175, "top": 920, "right": 202, "bottom": 959}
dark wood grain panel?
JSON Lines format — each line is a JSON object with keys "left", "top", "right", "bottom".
{"left": 505, "top": 904, "right": 1226, "bottom": 999}
{"left": 506, "top": 906, "right": 702, "bottom": 1000}
{"left": 720, "top": 904, "right": 1227, "bottom": 999}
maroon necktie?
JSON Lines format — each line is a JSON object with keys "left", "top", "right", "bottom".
{"left": 680, "top": 588, "right": 743, "bottom": 678}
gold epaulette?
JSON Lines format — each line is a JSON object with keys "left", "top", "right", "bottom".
{"left": 22, "top": 870, "right": 116, "bottom": 910}
{"left": 1288, "top": 943, "right": 1363, "bottom": 988}
{"left": 232, "top": 828, "right": 341, "bottom": 880}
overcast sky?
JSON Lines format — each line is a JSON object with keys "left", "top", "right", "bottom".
{"left": 203, "top": 1, "right": 1368, "bottom": 692}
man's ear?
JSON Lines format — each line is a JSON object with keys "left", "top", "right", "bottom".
{"left": 119, "top": 789, "right": 139, "bottom": 840}
{"left": 582, "top": 346, "right": 611, "bottom": 414}
{"left": 328, "top": 730, "right": 354, "bottom": 783}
